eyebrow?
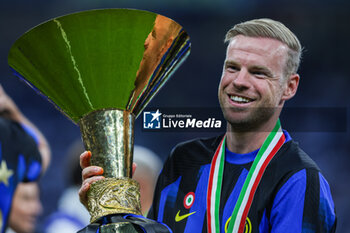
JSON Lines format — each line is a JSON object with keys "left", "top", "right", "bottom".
{"left": 224, "top": 60, "right": 240, "bottom": 68}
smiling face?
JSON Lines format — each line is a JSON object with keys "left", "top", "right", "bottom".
{"left": 218, "top": 35, "right": 296, "bottom": 132}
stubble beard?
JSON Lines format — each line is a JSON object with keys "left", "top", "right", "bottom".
{"left": 218, "top": 87, "right": 282, "bottom": 133}
{"left": 224, "top": 107, "right": 277, "bottom": 132}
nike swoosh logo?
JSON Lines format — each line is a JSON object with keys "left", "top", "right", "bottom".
{"left": 175, "top": 210, "right": 196, "bottom": 222}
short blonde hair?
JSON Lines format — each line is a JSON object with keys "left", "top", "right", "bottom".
{"left": 225, "top": 18, "right": 302, "bottom": 76}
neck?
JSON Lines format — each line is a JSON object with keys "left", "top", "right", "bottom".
{"left": 226, "top": 117, "right": 279, "bottom": 154}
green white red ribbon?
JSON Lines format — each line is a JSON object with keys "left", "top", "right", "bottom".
{"left": 207, "top": 119, "right": 285, "bottom": 233}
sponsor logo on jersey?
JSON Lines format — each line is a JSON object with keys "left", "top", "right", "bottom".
{"left": 175, "top": 210, "right": 196, "bottom": 222}
{"left": 225, "top": 216, "right": 252, "bottom": 233}
{"left": 175, "top": 192, "right": 197, "bottom": 222}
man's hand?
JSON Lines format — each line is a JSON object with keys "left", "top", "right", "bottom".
{"left": 78, "top": 151, "right": 105, "bottom": 208}
{"left": 78, "top": 151, "right": 137, "bottom": 209}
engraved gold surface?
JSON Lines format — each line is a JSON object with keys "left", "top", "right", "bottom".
{"left": 79, "top": 109, "right": 134, "bottom": 178}
{"left": 79, "top": 109, "right": 142, "bottom": 222}
{"left": 101, "top": 222, "right": 139, "bottom": 233}
{"left": 88, "top": 177, "right": 142, "bottom": 222}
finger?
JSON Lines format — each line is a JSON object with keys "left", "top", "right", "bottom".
{"left": 82, "top": 166, "right": 104, "bottom": 180}
{"left": 79, "top": 182, "right": 90, "bottom": 208}
{"left": 79, "top": 182, "right": 90, "bottom": 195}
{"left": 132, "top": 162, "right": 137, "bottom": 177}
{"left": 81, "top": 176, "right": 105, "bottom": 192}
{"left": 80, "top": 151, "right": 92, "bottom": 169}
{"left": 79, "top": 175, "right": 105, "bottom": 206}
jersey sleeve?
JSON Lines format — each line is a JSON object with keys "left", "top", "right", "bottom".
{"left": 269, "top": 169, "right": 336, "bottom": 233}
{"left": 147, "top": 144, "right": 182, "bottom": 222}
{"left": 147, "top": 157, "right": 169, "bottom": 222}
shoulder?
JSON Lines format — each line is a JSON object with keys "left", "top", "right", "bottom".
{"left": 263, "top": 139, "right": 335, "bottom": 206}
{"left": 258, "top": 140, "right": 321, "bottom": 208}
{"left": 168, "top": 134, "right": 224, "bottom": 164}
{"left": 270, "top": 140, "right": 320, "bottom": 175}
{"left": 258, "top": 141, "right": 336, "bottom": 231}
{"left": 159, "top": 134, "right": 224, "bottom": 178}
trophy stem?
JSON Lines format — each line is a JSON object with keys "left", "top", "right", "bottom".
{"left": 79, "top": 109, "right": 142, "bottom": 223}
{"left": 79, "top": 109, "right": 134, "bottom": 178}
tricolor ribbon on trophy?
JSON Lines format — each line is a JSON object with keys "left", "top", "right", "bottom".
{"left": 8, "top": 9, "right": 190, "bottom": 233}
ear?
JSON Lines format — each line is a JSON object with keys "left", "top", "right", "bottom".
{"left": 161, "top": 36, "right": 174, "bottom": 54}
{"left": 281, "top": 73, "right": 299, "bottom": 101}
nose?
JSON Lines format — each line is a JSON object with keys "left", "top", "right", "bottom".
{"left": 231, "top": 68, "right": 250, "bottom": 90}
{"left": 144, "top": 33, "right": 151, "bottom": 50}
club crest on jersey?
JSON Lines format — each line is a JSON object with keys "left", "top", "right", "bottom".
{"left": 183, "top": 192, "right": 195, "bottom": 209}
{"left": 225, "top": 216, "right": 252, "bottom": 233}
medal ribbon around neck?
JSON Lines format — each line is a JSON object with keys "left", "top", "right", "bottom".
{"left": 207, "top": 119, "right": 285, "bottom": 233}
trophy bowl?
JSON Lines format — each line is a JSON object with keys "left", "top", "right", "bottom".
{"left": 8, "top": 8, "right": 190, "bottom": 232}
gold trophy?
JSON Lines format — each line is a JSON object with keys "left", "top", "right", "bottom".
{"left": 8, "top": 9, "right": 190, "bottom": 232}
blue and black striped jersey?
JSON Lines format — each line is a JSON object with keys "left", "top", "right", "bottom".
{"left": 148, "top": 131, "right": 336, "bottom": 232}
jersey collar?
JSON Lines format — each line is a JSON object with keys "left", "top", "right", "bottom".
{"left": 225, "top": 130, "right": 291, "bottom": 165}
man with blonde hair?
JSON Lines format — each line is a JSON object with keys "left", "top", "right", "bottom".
{"left": 80, "top": 18, "right": 336, "bottom": 232}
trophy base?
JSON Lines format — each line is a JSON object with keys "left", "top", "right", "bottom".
{"left": 77, "top": 214, "right": 172, "bottom": 233}
{"left": 88, "top": 177, "right": 142, "bottom": 222}
{"left": 100, "top": 222, "right": 142, "bottom": 233}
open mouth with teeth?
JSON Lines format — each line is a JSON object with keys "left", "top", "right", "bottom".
{"left": 229, "top": 95, "right": 253, "bottom": 104}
